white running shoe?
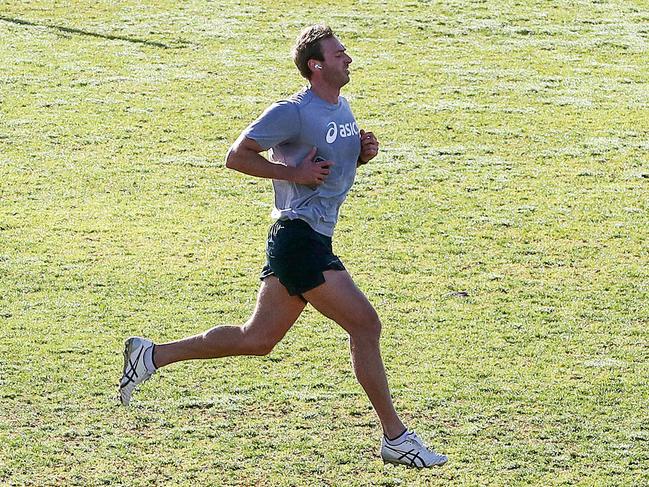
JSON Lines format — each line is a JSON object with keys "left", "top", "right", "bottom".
{"left": 119, "top": 337, "right": 155, "bottom": 406}
{"left": 381, "top": 431, "right": 448, "bottom": 468}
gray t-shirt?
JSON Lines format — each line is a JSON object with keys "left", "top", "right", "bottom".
{"left": 243, "top": 87, "right": 361, "bottom": 237}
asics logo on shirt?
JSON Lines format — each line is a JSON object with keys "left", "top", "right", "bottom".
{"left": 326, "top": 121, "right": 359, "bottom": 144}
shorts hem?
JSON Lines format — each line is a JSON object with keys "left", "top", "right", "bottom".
{"left": 260, "top": 261, "right": 346, "bottom": 296}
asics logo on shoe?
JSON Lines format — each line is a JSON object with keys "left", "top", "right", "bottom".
{"left": 384, "top": 446, "right": 426, "bottom": 468}
{"left": 121, "top": 347, "right": 145, "bottom": 387}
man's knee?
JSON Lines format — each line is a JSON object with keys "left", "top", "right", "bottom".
{"left": 369, "top": 312, "right": 382, "bottom": 338}
{"left": 250, "top": 341, "right": 276, "bottom": 356}
{"left": 242, "top": 329, "right": 279, "bottom": 356}
{"left": 349, "top": 309, "right": 382, "bottom": 342}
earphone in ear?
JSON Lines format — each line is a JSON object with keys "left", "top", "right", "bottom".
{"left": 315, "top": 64, "right": 322, "bottom": 69}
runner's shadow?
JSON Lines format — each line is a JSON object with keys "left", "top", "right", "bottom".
{"left": 0, "top": 16, "right": 182, "bottom": 49}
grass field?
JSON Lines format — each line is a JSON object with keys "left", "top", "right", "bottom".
{"left": 1, "top": 0, "right": 648, "bottom": 485}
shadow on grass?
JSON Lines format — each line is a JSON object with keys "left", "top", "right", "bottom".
{"left": 0, "top": 16, "right": 182, "bottom": 49}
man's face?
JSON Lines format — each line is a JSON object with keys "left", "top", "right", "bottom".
{"left": 318, "top": 36, "right": 353, "bottom": 87}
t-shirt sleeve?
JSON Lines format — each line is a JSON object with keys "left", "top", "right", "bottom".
{"left": 242, "top": 101, "right": 300, "bottom": 150}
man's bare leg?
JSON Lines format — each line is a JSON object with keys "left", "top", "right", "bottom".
{"left": 153, "top": 276, "right": 307, "bottom": 368}
{"left": 302, "top": 270, "right": 406, "bottom": 439}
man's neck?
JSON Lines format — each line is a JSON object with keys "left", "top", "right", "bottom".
{"left": 309, "top": 83, "right": 340, "bottom": 105}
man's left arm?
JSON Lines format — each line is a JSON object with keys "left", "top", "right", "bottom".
{"left": 357, "top": 129, "right": 379, "bottom": 167}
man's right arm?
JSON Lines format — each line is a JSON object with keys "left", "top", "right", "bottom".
{"left": 225, "top": 136, "right": 332, "bottom": 187}
{"left": 225, "top": 134, "right": 294, "bottom": 180}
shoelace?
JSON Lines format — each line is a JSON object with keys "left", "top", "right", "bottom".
{"left": 406, "top": 431, "right": 423, "bottom": 448}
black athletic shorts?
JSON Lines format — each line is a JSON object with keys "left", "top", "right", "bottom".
{"left": 259, "top": 218, "right": 346, "bottom": 296}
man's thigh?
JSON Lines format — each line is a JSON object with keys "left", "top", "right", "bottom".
{"left": 245, "top": 276, "right": 307, "bottom": 342}
{"left": 302, "top": 270, "right": 380, "bottom": 335}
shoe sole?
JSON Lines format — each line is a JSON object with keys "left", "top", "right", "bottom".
{"left": 119, "top": 337, "right": 136, "bottom": 405}
{"left": 382, "top": 457, "right": 448, "bottom": 468}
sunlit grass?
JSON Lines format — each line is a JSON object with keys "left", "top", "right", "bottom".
{"left": 1, "top": 1, "right": 648, "bottom": 485}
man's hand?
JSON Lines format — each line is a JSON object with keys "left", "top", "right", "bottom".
{"left": 358, "top": 129, "right": 379, "bottom": 166}
{"left": 292, "top": 147, "right": 334, "bottom": 187}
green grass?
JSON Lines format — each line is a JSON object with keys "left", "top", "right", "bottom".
{"left": 1, "top": 0, "right": 648, "bottom": 485}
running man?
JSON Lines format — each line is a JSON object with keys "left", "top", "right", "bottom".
{"left": 119, "top": 25, "right": 447, "bottom": 468}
